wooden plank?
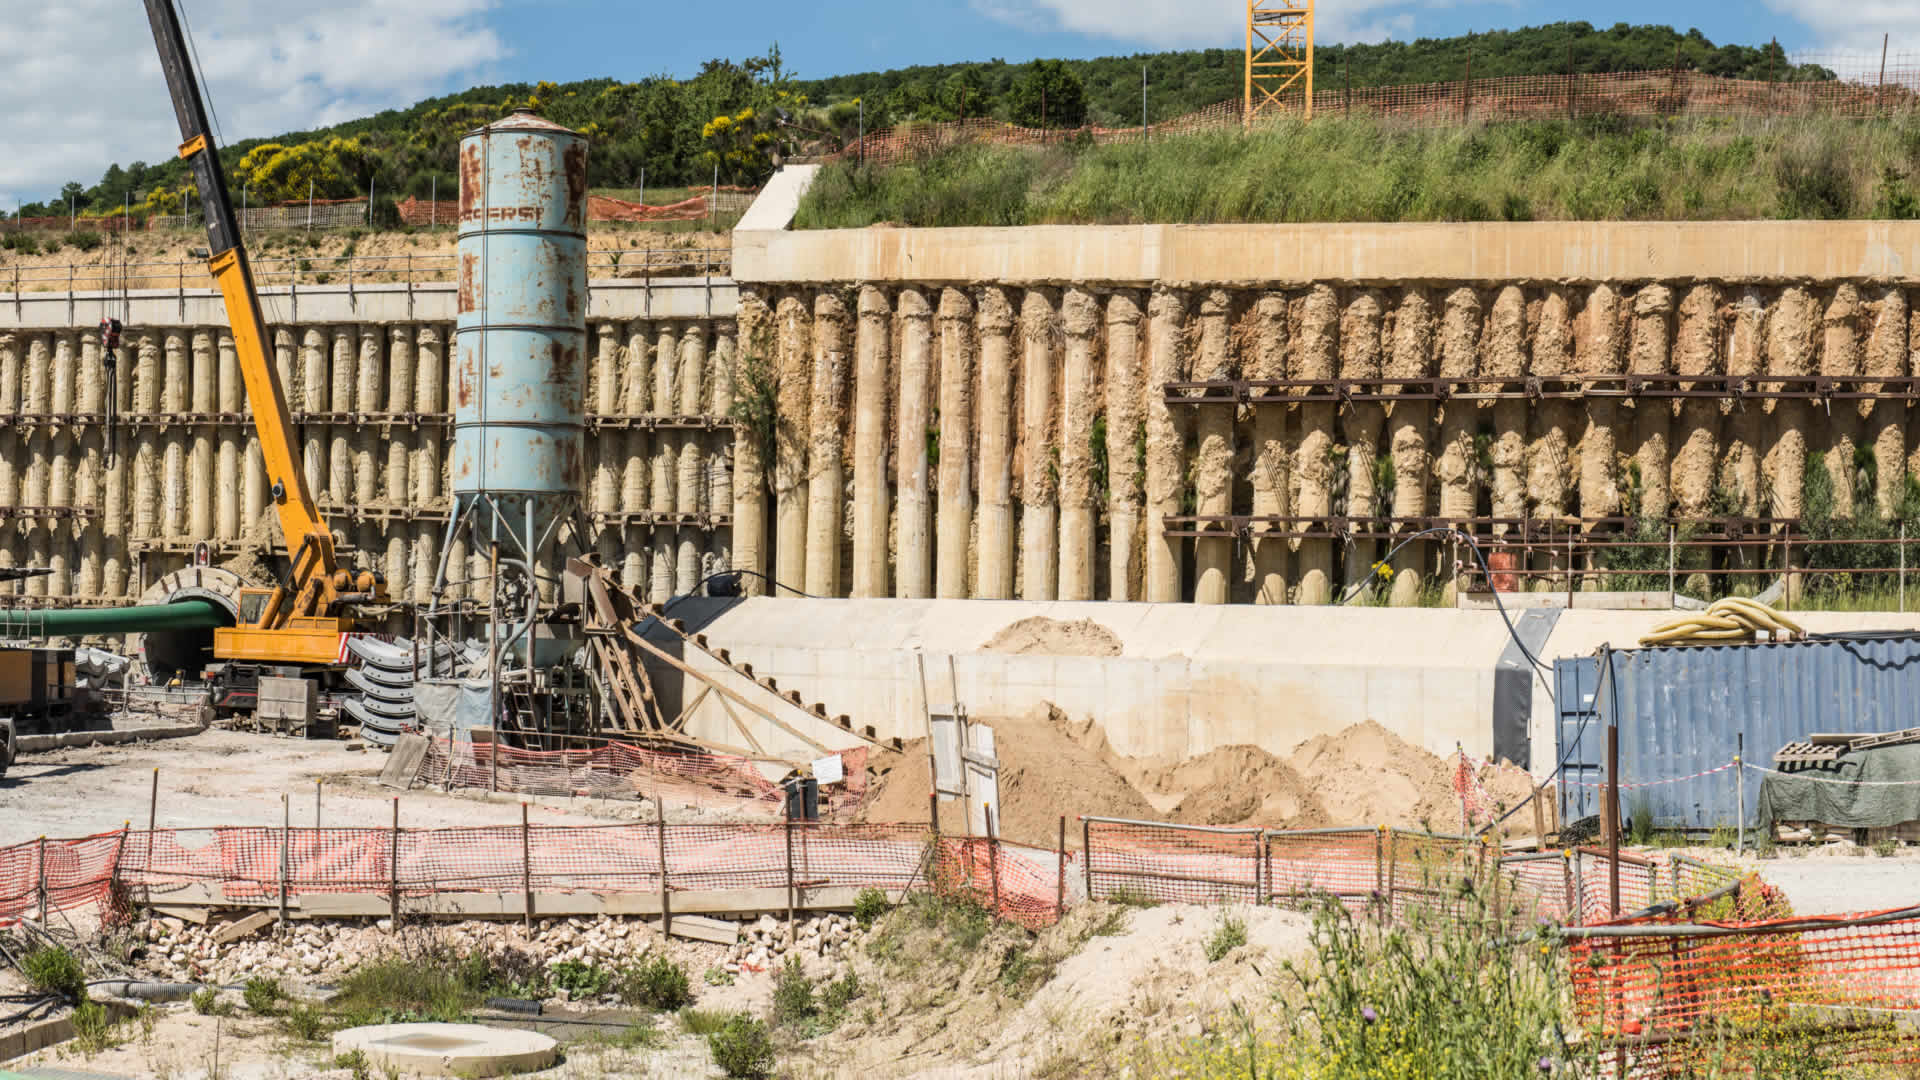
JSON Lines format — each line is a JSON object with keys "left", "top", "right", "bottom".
{"left": 210, "top": 910, "right": 275, "bottom": 945}
{"left": 151, "top": 904, "right": 212, "bottom": 925}
{"left": 622, "top": 628, "right": 835, "bottom": 756}
{"left": 288, "top": 885, "right": 901, "bottom": 920}
{"left": 379, "top": 734, "right": 430, "bottom": 789}
{"left": 668, "top": 914, "right": 740, "bottom": 945}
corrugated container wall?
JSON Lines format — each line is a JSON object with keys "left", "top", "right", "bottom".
{"left": 1555, "top": 636, "right": 1920, "bottom": 830}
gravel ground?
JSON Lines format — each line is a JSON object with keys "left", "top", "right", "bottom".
{"left": 0, "top": 728, "right": 660, "bottom": 846}
{"left": 1659, "top": 843, "right": 1920, "bottom": 914}
{"left": 1750, "top": 848, "right": 1920, "bottom": 914}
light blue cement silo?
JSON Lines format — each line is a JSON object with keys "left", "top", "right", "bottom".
{"left": 451, "top": 108, "right": 588, "bottom": 562}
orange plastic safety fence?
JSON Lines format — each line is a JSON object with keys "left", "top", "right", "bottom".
{"left": 0, "top": 831, "right": 126, "bottom": 925}
{"left": 1265, "top": 829, "right": 1379, "bottom": 908}
{"left": 932, "top": 838, "right": 1071, "bottom": 930}
{"left": 1083, "top": 818, "right": 1261, "bottom": 905}
{"left": 419, "top": 738, "right": 869, "bottom": 820}
{"left": 1569, "top": 907, "right": 1920, "bottom": 1059}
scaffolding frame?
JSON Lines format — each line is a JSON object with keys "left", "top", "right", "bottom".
{"left": 1246, "top": 0, "right": 1315, "bottom": 125}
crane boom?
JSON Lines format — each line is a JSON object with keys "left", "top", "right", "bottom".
{"left": 142, "top": 0, "right": 381, "bottom": 665}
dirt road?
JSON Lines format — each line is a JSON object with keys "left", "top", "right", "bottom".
{"left": 0, "top": 730, "right": 639, "bottom": 846}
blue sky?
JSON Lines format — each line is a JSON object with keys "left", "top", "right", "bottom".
{"left": 2, "top": 0, "right": 1912, "bottom": 209}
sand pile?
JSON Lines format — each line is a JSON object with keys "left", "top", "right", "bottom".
{"left": 859, "top": 703, "right": 1158, "bottom": 848}
{"left": 980, "top": 616, "right": 1123, "bottom": 657}
{"left": 1285, "top": 719, "right": 1466, "bottom": 830}
{"left": 860, "top": 705, "right": 1543, "bottom": 839}
{"left": 1142, "top": 746, "right": 1327, "bottom": 828}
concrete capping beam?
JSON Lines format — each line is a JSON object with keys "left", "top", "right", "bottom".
{"left": 733, "top": 220, "right": 1920, "bottom": 286}
{"left": 0, "top": 276, "right": 737, "bottom": 329}
{"left": 0, "top": 999, "right": 137, "bottom": 1063}
{"left": 735, "top": 164, "right": 819, "bottom": 232}
{"left": 16, "top": 721, "right": 207, "bottom": 754}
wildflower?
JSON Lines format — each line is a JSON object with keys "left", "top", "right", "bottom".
{"left": 1361, "top": 1006, "right": 1378, "bottom": 1025}
{"left": 1538, "top": 1056, "right": 1554, "bottom": 1072}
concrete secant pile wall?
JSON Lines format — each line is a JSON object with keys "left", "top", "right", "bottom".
{"left": 0, "top": 279, "right": 736, "bottom": 625}
{"left": 726, "top": 220, "right": 1920, "bottom": 604}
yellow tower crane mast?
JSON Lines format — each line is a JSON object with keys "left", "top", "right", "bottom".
{"left": 1246, "top": 0, "right": 1315, "bottom": 126}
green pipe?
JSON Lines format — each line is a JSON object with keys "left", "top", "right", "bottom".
{"left": 0, "top": 600, "right": 227, "bottom": 636}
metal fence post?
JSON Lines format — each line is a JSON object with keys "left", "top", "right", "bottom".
{"left": 1373, "top": 824, "right": 1384, "bottom": 901}
{"left": 1736, "top": 734, "right": 1746, "bottom": 855}
{"left": 523, "top": 801, "right": 535, "bottom": 926}
{"left": 1254, "top": 830, "right": 1267, "bottom": 906}
{"left": 1055, "top": 815, "right": 1066, "bottom": 922}
{"left": 36, "top": 836, "right": 47, "bottom": 923}
{"left": 986, "top": 806, "right": 1003, "bottom": 917}
{"left": 389, "top": 797, "right": 400, "bottom": 921}
{"left": 784, "top": 815, "right": 796, "bottom": 948}
{"left": 1668, "top": 524, "right": 1676, "bottom": 601}
{"left": 1082, "top": 817, "right": 1093, "bottom": 901}
{"left": 278, "top": 794, "right": 289, "bottom": 927}
{"left": 1385, "top": 828, "right": 1399, "bottom": 922}
{"left": 1561, "top": 849, "right": 1576, "bottom": 926}
{"left": 655, "top": 796, "right": 670, "bottom": 936}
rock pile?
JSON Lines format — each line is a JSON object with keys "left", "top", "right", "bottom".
{"left": 135, "top": 913, "right": 686, "bottom": 991}
{"left": 133, "top": 910, "right": 870, "bottom": 993}
{"left": 722, "top": 912, "right": 863, "bottom": 976}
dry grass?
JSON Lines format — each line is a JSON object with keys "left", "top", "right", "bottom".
{"left": 798, "top": 112, "right": 1920, "bottom": 228}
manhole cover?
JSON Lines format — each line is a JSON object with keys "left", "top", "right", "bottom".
{"left": 332, "top": 1023, "right": 558, "bottom": 1077}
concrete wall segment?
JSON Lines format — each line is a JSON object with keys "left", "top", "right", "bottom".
{"left": 666, "top": 597, "right": 1513, "bottom": 764}
{"left": 735, "top": 221, "right": 1920, "bottom": 288}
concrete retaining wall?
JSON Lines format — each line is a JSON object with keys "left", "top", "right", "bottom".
{"left": 728, "top": 219, "right": 1920, "bottom": 608}
{"left": 0, "top": 278, "right": 738, "bottom": 615}
{"left": 667, "top": 597, "right": 1514, "bottom": 764}
{"left": 665, "top": 598, "right": 1920, "bottom": 776}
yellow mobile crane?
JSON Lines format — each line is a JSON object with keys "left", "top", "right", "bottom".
{"left": 143, "top": 0, "right": 387, "bottom": 668}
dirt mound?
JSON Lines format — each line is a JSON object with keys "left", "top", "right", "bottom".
{"left": 861, "top": 706, "right": 1532, "bottom": 840}
{"left": 860, "top": 704, "right": 1157, "bottom": 847}
{"left": 980, "top": 616, "right": 1122, "bottom": 657}
{"left": 1285, "top": 719, "right": 1466, "bottom": 831}
{"left": 1147, "top": 745, "right": 1327, "bottom": 828}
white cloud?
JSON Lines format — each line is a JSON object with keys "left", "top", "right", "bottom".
{"left": 1769, "top": 1, "right": 1920, "bottom": 52}
{"left": 0, "top": 0, "right": 505, "bottom": 208}
{"left": 969, "top": 0, "right": 1430, "bottom": 50}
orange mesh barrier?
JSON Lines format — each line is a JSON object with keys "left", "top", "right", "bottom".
{"left": 3, "top": 819, "right": 1045, "bottom": 926}
{"left": 419, "top": 738, "right": 869, "bottom": 820}
{"left": 1082, "top": 817, "right": 1261, "bottom": 905}
{"left": 1265, "top": 828, "right": 1379, "bottom": 907}
{"left": 1568, "top": 904, "right": 1920, "bottom": 1066}
{"left": 931, "top": 837, "right": 1072, "bottom": 930}
{"left": 0, "top": 831, "right": 126, "bottom": 923}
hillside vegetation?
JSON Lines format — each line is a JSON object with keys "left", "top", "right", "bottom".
{"left": 27, "top": 23, "right": 1832, "bottom": 223}
{"left": 795, "top": 114, "right": 1920, "bottom": 228}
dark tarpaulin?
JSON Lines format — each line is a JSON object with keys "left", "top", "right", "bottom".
{"left": 1494, "top": 608, "right": 1559, "bottom": 767}
{"left": 1758, "top": 743, "right": 1920, "bottom": 830}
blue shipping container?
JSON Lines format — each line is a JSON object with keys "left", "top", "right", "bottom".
{"left": 1554, "top": 635, "right": 1920, "bottom": 830}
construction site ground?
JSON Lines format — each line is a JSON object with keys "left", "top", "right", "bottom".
{"left": 9, "top": 721, "right": 1920, "bottom": 914}
{"left": 5, "top": 722, "right": 1920, "bottom": 1078}
{"left": 0, "top": 726, "right": 664, "bottom": 846}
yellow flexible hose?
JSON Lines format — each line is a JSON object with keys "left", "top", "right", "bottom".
{"left": 1638, "top": 597, "right": 1805, "bottom": 647}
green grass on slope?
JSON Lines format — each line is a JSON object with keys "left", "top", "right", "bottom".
{"left": 795, "top": 114, "right": 1920, "bottom": 228}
